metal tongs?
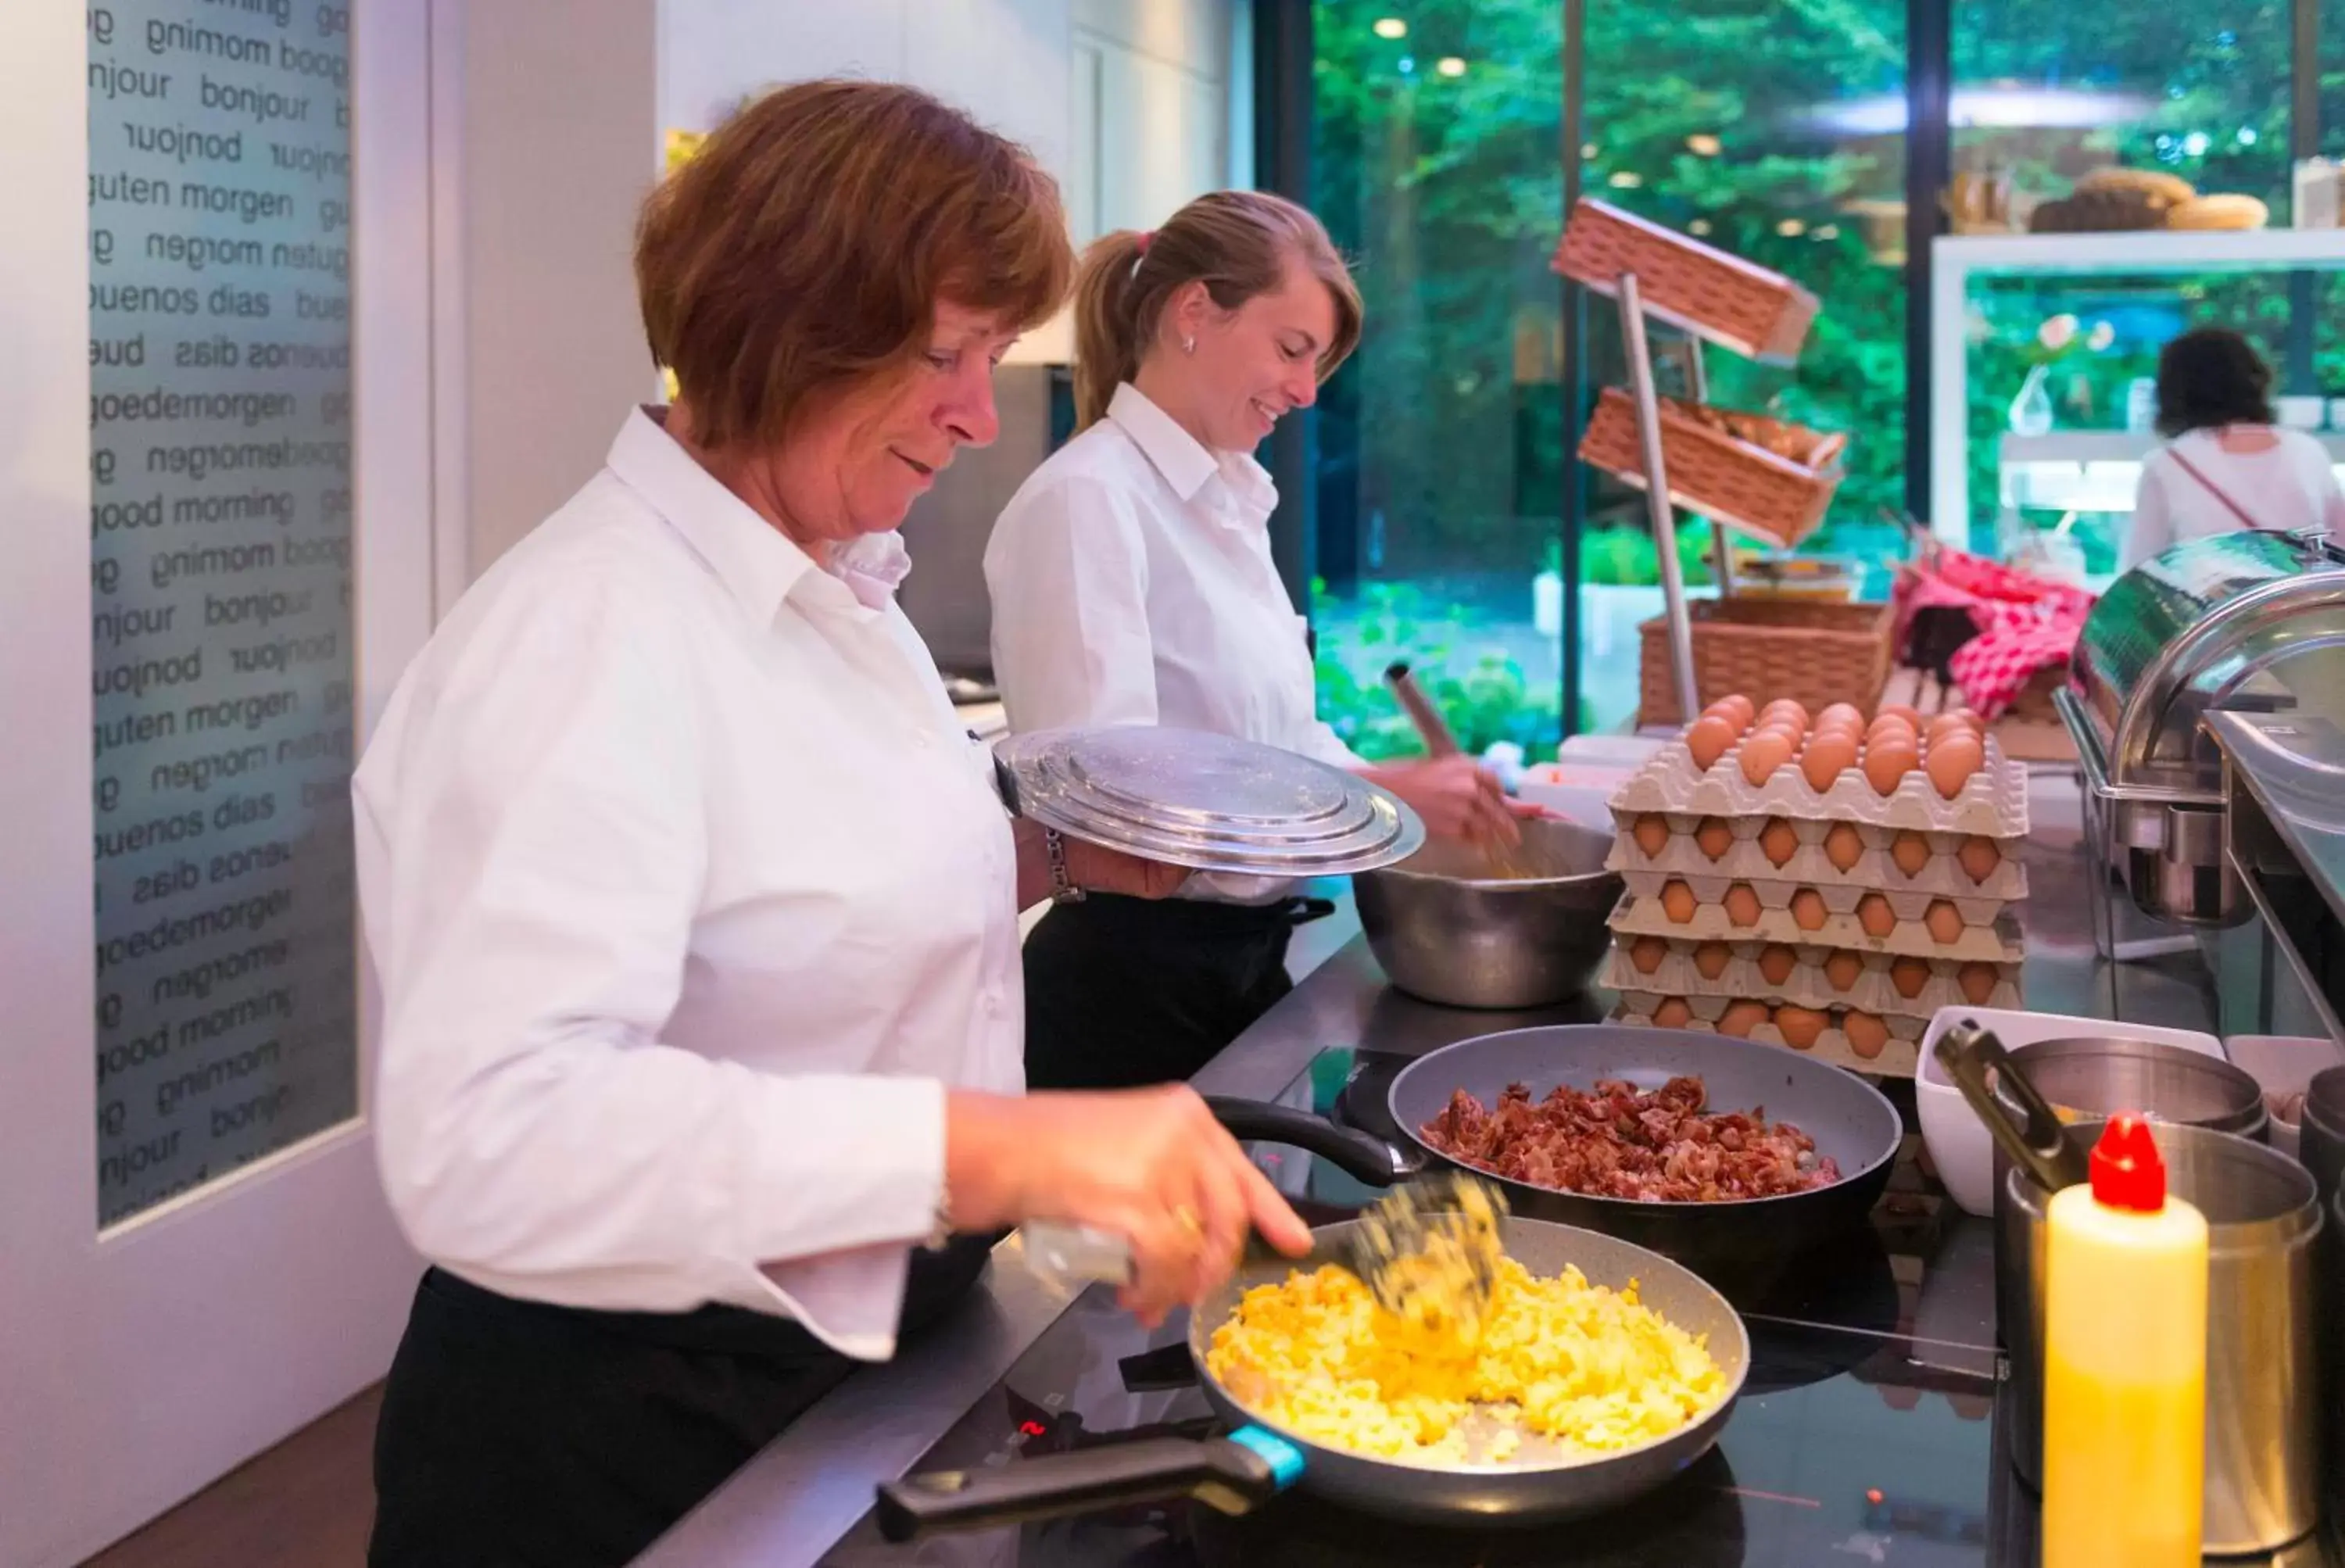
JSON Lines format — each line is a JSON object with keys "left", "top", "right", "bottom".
{"left": 1023, "top": 1172, "right": 1509, "bottom": 1334}
{"left": 1932, "top": 1019, "right": 2092, "bottom": 1193}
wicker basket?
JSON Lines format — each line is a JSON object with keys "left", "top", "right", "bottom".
{"left": 1553, "top": 199, "right": 1820, "bottom": 364}
{"left": 1580, "top": 387, "right": 1844, "bottom": 550}
{"left": 1637, "top": 599, "right": 1896, "bottom": 728}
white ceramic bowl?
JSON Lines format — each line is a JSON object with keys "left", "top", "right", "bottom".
{"left": 1914, "top": 1007, "right": 2225, "bottom": 1215}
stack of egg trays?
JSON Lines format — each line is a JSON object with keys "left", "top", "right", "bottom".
{"left": 1601, "top": 729, "right": 2030, "bottom": 1076}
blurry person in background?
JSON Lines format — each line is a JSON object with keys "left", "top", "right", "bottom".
{"left": 2123, "top": 326, "right": 2345, "bottom": 571}
{"left": 985, "top": 192, "right": 1539, "bottom": 1093}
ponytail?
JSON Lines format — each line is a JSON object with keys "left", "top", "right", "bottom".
{"left": 1072, "top": 230, "right": 1149, "bottom": 429}
{"left": 1067, "top": 192, "right": 1362, "bottom": 434}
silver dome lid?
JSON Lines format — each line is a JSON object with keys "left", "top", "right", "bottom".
{"left": 996, "top": 726, "right": 1425, "bottom": 877}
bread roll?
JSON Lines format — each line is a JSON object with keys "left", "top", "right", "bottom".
{"left": 2165, "top": 193, "right": 2269, "bottom": 231}
{"left": 2074, "top": 166, "right": 2196, "bottom": 208}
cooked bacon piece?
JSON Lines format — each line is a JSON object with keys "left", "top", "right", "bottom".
{"left": 1418, "top": 1075, "right": 1840, "bottom": 1202}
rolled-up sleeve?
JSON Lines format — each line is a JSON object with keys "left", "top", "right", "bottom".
{"left": 356, "top": 580, "right": 941, "bottom": 1348}
{"left": 986, "top": 476, "right": 1159, "bottom": 733}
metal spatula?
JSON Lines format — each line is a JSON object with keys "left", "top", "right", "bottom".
{"left": 1022, "top": 1172, "right": 1509, "bottom": 1336}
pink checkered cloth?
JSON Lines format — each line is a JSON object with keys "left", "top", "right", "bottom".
{"left": 1892, "top": 550, "right": 2095, "bottom": 720}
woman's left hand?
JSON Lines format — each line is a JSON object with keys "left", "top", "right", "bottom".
{"left": 1063, "top": 837, "right": 1190, "bottom": 900}
{"left": 1013, "top": 818, "right": 1189, "bottom": 905}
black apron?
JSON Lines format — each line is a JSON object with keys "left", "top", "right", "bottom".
{"left": 1022, "top": 891, "right": 1334, "bottom": 1091}
{"left": 367, "top": 1232, "right": 996, "bottom": 1568}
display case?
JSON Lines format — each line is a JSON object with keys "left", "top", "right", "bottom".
{"left": 1928, "top": 229, "right": 2345, "bottom": 576}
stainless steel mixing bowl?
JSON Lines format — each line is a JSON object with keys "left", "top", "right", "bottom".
{"left": 1353, "top": 815, "right": 1623, "bottom": 1009}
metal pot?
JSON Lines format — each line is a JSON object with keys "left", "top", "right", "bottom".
{"left": 1352, "top": 817, "right": 1623, "bottom": 1009}
{"left": 2003, "top": 1035, "right": 2269, "bottom": 1140}
{"left": 1999, "top": 1119, "right": 2323, "bottom": 1553}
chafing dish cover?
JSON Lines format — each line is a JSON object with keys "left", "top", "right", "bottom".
{"left": 2070, "top": 531, "right": 2345, "bottom": 798}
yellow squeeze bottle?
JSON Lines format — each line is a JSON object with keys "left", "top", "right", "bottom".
{"left": 2041, "top": 1114, "right": 2208, "bottom": 1568}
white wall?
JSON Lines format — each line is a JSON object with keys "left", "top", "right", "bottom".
{"left": 435, "top": 0, "right": 661, "bottom": 584}
{"left": 658, "top": 0, "right": 1247, "bottom": 363}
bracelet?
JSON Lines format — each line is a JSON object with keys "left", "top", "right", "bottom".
{"left": 1045, "top": 828, "right": 1087, "bottom": 904}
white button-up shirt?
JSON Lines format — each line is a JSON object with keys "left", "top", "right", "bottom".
{"left": 354, "top": 408, "right": 1023, "bottom": 1361}
{"left": 985, "top": 383, "right": 1359, "bottom": 900}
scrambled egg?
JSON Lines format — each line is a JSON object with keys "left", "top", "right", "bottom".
{"left": 1353, "top": 1174, "right": 1505, "bottom": 1343}
{"left": 1205, "top": 1258, "right": 1726, "bottom": 1466}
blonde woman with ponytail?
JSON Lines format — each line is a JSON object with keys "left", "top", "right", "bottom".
{"left": 986, "top": 191, "right": 1537, "bottom": 1092}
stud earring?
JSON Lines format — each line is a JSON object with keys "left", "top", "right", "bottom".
{"left": 1183, "top": 335, "right": 1196, "bottom": 356}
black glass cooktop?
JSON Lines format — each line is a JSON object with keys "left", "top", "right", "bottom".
{"left": 816, "top": 1049, "right": 2335, "bottom": 1566}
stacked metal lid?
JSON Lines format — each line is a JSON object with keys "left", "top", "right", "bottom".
{"left": 995, "top": 726, "right": 1424, "bottom": 876}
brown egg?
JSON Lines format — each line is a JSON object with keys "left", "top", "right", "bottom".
{"left": 1631, "top": 935, "right": 1670, "bottom": 975}
{"left": 1890, "top": 956, "right": 1932, "bottom": 999}
{"left": 1757, "top": 944, "right": 1797, "bottom": 985}
{"left": 1865, "top": 713, "right": 1917, "bottom": 748}
{"left": 1760, "top": 697, "right": 1810, "bottom": 728}
{"left": 1957, "top": 961, "right": 2000, "bottom": 1004}
{"left": 1723, "top": 883, "right": 1763, "bottom": 928}
{"left": 1843, "top": 1011, "right": 1891, "bottom": 1059}
{"left": 1824, "top": 950, "right": 1863, "bottom": 992}
{"left": 1685, "top": 714, "right": 1738, "bottom": 771}
{"left": 1957, "top": 836, "right": 2002, "bottom": 885}
{"left": 1924, "top": 900, "right": 1964, "bottom": 943}
{"left": 1694, "top": 817, "right": 1735, "bottom": 861}
{"left": 1740, "top": 729, "right": 1794, "bottom": 786}
{"left": 1891, "top": 831, "right": 1931, "bottom": 878}
{"left": 1652, "top": 997, "right": 1693, "bottom": 1029}
{"left": 1790, "top": 888, "right": 1829, "bottom": 931}
{"left": 1947, "top": 706, "right": 1985, "bottom": 737}
{"left": 1878, "top": 703, "right": 1922, "bottom": 730}
{"left": 1717, "top": 1000, "right": 1770, "bottom": 1038}
{"left": 1631, "top": 813, "right": 1671, "bottom": 858}
{"left": 1857, "top": 893, "right": 1896, "bottom": 937}
{"left": 1775, "top": 1005, "right": 1827, "bottom": 1051}
{"left": 1659, "top": 879, "right": 1698, "bottom": 925}
{"left": 1823, "top": 822, "right": 1864, "bottom": 871}
{"left": 1864, "top": 738, "right": 1917, "bottom": 797}
{"left": 1715, "top": 694, "right": 1757, "bottom": 729}
{"left": 1925, "top": 733, "right": 1984, "bottom": 800}
{"left": 1693, "top": 940, "right": 1731, "bottom": 980}
{"left": 1759, "top": 818, "right": 1799, "bottom": 867}
{"left": 1925, "top": 712, "right": 1975, "bottom": 750}
{"left": 1802, "top": 731, "right": 1858, "bottom": 793}
{"left": 1817, "top": 702, "right": 1865, "bottom": 734}
{"left": 1700, "top": 698, "right": 1745, "bottom": 729}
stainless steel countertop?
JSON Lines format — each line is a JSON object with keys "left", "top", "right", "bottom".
{"left": 636, "top": 775, "right": 2215, "bottom": 1567}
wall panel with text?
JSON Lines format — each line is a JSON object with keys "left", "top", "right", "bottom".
{"left": 88, "top": 0, "right": 358, "bottom": 1226}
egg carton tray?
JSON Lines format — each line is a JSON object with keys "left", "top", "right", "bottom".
{"left": 1601, "top": 940, "right": 2022, "bottom": 1020}
{"left": 1606, "top": 814, "right": 2028, "bottom": 904}
{"left": 1609, "top": 1001, "right": 1922, "bottom": 1078}
{"left": 1607, "top": 733, "right": 2028, "bottom": 839}
{"left": 1606, "top": 890, "right": 2025, "bottom": 964}
{"left": 1615, "top": 867, "right": 2010, "bottom": 930}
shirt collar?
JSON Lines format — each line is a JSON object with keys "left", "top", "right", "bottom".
{"left": 1108, "top": 382, "right": 1219, "bottom": 503}
{"left": 604, "top": 406, "right": 887, "bottom": 624}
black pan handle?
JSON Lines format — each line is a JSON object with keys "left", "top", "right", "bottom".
{"left": 875, "top": 1434, "right": 1288, "bottom": 1541}
{"left": 1203, "top": 1097, "right": 1424, "bottom": 1184}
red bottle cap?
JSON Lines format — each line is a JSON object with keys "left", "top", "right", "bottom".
{"left": 2088, "top": 1114, "right": 2165, "bottom": 1212}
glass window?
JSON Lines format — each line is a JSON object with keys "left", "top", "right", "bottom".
{"left": 1573, "top": 0, "right": 1909, "bottom": 731}
{"left": 1309, "top": 1, "right": 1571, "bottom": 760}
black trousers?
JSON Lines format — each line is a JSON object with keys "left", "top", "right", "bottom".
{"left": 367, "top": 1233, "right": 994, "bottom": 1568}
{"left": 1022, "top": 893, "right": 1330, "bottom": 1091}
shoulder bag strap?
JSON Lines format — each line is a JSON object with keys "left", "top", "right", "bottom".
{"left": 2165, "top": 444, "right": 2267, "bottom": 533}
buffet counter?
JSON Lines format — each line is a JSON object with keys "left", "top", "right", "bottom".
{"left": 637, "top": 779, "right": 2222, "bottom": 1566}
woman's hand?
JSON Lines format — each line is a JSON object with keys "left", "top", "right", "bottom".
{"left": 945, "top": 1085, "right": 1312, "bottom": 1326}
{"left": 1361, "top": 756, "right": 1537, "bottom": 848}
{"left": 1011, "top": 818, "right": 1188, "bottom": 906}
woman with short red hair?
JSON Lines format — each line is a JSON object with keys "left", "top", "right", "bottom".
{"left": 355, "top": 81, "right": 1305, "bottom": 1567}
